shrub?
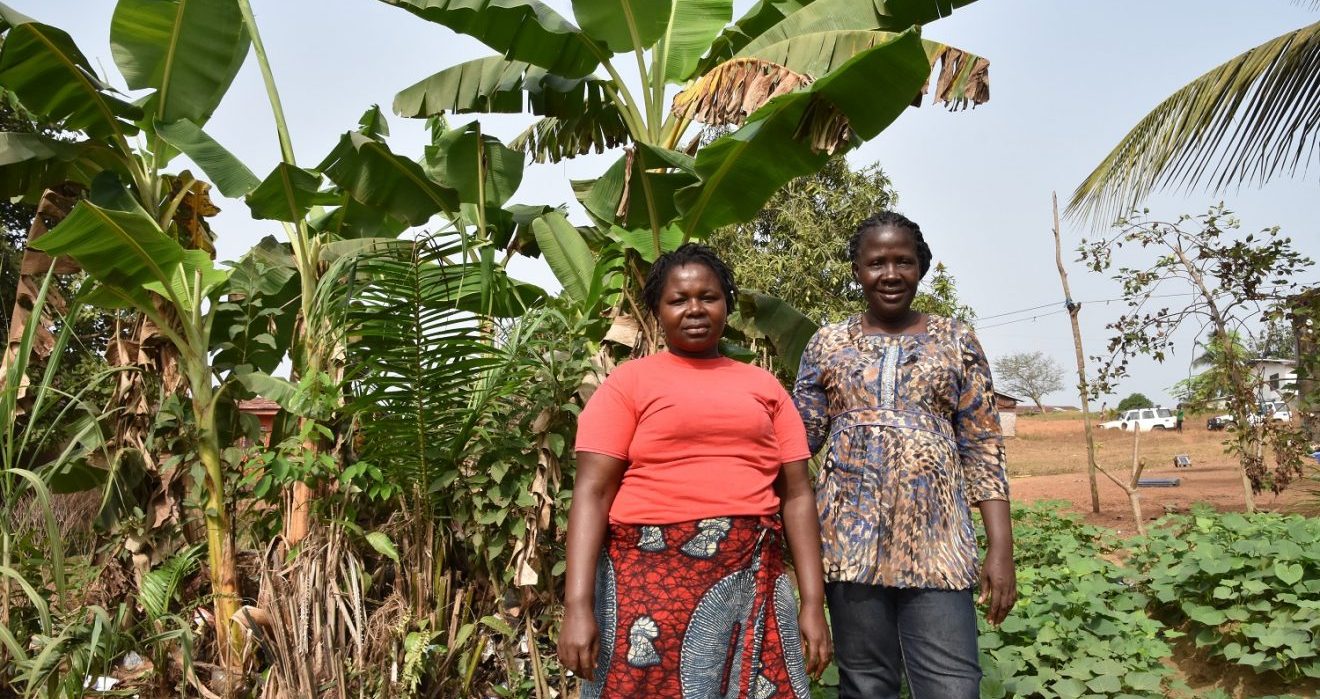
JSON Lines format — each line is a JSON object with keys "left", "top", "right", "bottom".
{"left": 1117, "top": 392, "right": 1155, "bottom": 411}
{"left": 1127, "top": 507, "right": 1320, "bottom": 681}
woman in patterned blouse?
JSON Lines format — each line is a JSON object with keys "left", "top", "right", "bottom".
{"left": 793, "top": 212, "right": 1016, "bottom": 698}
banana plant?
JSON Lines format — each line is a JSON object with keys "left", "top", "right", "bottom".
{"left": 0, "top": 0, "right": 258, "bottom": 674}
{"left": 378, "top": 0, "right": 993, "bottom": 353}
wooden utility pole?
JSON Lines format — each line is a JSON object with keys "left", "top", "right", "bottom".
{"left": 1052, "top": 193, "right": 1102, "bottom": 513}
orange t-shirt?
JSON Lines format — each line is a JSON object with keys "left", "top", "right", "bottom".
{"left": 575, "top": 351, "right": 812, "bottom": 524}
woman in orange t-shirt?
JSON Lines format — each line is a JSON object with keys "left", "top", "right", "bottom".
{"left": 558, "top": 244, "right": 831, "bottom": 698}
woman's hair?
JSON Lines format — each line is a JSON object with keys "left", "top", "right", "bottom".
{"left": 643, "top": 243, "right": 739, "bottom": 314}
{"left": 848, "top": 211, "right": 933, "bottom": 277}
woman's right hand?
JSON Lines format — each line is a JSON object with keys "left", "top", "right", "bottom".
{"left": 557, "top": 603, "right": 600, "bottom": 681}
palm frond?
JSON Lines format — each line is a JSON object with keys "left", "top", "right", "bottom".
{"left": 338, "top": 233, "right": 536, "bottom": 508}
{"left": 140, "top": 544, "right": 203, "bottom": 620}
{"left": 1068, "top": 21, "right": 1320, "bottom": 224}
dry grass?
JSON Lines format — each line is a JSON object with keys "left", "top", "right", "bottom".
{"left": 1005, "top": 413, "right": 1319, "bottom": 525}
{"left": 1007, "top": 413, "right": 1231, "bottom": 478}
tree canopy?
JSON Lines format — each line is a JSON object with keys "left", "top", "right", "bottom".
{"left": 995, "top": 350, "right": 1064, "bottom": 414}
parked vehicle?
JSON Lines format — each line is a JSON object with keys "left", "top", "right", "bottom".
{"left": 1206, "top": 401, "right": 1292, "bottom": 430}
{"left": 1100, "top": 407, "right": 1178, "bottom": 431}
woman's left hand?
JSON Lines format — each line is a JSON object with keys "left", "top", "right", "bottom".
{"left": 798, "top": 604, "right": 833, "bottom": 679}
{"left": 978, "top": 546, "right": 1017, "bottom": 625}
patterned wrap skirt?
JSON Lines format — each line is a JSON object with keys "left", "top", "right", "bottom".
{"left": 582, "top": 515, "right": 811, "bottom": 699}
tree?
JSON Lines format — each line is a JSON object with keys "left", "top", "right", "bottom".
{"left": 1171, "top": 331, "right": 1251, "bottom": 407}
{"left": 994, "top": 351, "right": 1064, "bottom": 414}
{"left": 1251, "top": 317, "right": 1296, "bottom": 359}
{"left": 1067, "top": 8, "right": 1320, "bottom": 223}
{"left": 1117, "top": 392, "right": 1154, "bottom": 411}
{"left": 707, "top": 156, "right": 896, "bottom": 324}
{"left": 709, "top": 156, "right": 977, "bottom": 327}
{"left": 1080, "top": 205, "right": 1313, "bottom": 511}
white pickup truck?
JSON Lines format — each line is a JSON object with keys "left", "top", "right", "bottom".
{"left": 1100, "top": 407, "right": 1178, "bottom": 432}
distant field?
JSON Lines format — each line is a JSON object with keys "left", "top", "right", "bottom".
{"left": 1005, "top": 413, "right": 1319, "bottom": 522}
{"left": 1007, "top": 412, "right": 1229, "bottom": 477}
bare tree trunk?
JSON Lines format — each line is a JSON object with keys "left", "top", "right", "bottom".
{"left": 1052, "top": 193, "right": 1101, "bottom": 513}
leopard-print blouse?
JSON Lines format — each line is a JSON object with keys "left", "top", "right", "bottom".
{"left": 793, "top": 314, "right": 1009, "bottom": 589}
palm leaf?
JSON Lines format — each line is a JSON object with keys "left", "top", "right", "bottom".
{"left": 1067, "top": 21, "right": 1320, "bottom": 224}
{"left": 140, "top": 545, "right": 203, "bottom": 620}
{"left": 340, "top": 234, "right": 535, "bottom": 503}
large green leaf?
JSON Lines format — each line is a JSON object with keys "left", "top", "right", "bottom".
{"left": 531, "top": 211, "right": 595, "bottom": 303}
{"left": 0, "top": 132, "right": 120, "bottom": 202}
{"left": 28, "top": 176, "right": 185, "bottom": 311}
{"left": 676, "top": 29, "right": 928, "bottom": 237}
{"left": 573, "top": 0, "right": 672, "bottom": 54}
{"left": 309, "top": 193, "right": 410, "bottom": 240}
{"left": 739, "top": 0, "right": 977, "bottom": 56}
{"left": 579, "top": 145, "right": 696, "bottom": 232}
{"left": 394, "top": 56, "right": 618, "bottom": 120}
{"left": 737, "top": 30, "right": 989, "bottom": 108}
{"left": 377, "top": 0, "right": 601, "bottom": 78}
{"left": 701, "top": 0, "right": 975, "bottom": 73}
{"left": 143, "top": 248, "right": 230, "bottom": 303}
{"left": 109, "top": 0, "right": 249, "bottom": 124}
{"left": 485, "top": 203, "right": 558, "bottom": 254}
{"left": 730, "top": 290, "right": 817, "bottom": 376}
{"left": 608, "top": 223, "right": 683, "bottom": 262}
{"left": 154, "top": 118, "right": 259, "bottom": 197}
{"left": 700, "top": 0, "right": 812, "bottom": 75}
{"left": 246, "top": 163, "right": 327, "bottom": 222}
{"left": 319, "top": 131, "right": 460, "bottom": 225}
{"left": 212, "top": 236, "right": 298, "bottom": 376}
{"left": 1068, "top": 21, "right": 1320, "bottom": 224}
{"left": 660, "top": 0, "right": 732, "bottom": 83}
{"left": 0, "top": 13, "right": 142, "bottom": 142}
{"left": 576, "top": 155, "right": 628, "bottom": 226}
{"left": 739, "top": 29, "right": 901, "bottom": 76}
{"left": 423, "top": 121, "right": 523, "bottom": 207}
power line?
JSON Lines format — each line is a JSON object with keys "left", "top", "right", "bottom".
{"left": 972, "top": 286, "right": 1296, "bottom": 332}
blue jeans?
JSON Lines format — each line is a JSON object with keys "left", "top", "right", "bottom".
{"left": 826, "top": 583, "right": 981, "bottom": 699}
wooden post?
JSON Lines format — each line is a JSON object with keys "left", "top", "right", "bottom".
{"left": 1052, "top": 193, "right": 1102, "bottom": 513}
{"left": 1127, "top": 425, "right": 1146, "bottom": 534}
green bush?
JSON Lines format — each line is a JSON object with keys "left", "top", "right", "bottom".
{"left": 1127, "top": 507, "right": 1320, "bottom": 680}
{"left": 978, "top": 502, "right": 1177, "bottom": 698}
{"left": 1117, "top": 392, "right": 1155, "bottom": 411}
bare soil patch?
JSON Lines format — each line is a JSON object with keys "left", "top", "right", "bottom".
{"left": 1006, "top": 414, "right": 1318, "bottom": 531}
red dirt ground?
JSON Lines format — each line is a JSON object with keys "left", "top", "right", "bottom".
{"left": 1005, "top": 415, "right": 1317, "bottom": 532}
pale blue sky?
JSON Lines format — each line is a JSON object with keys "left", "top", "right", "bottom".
{"left": 27, "top": 0, "right": 1320, "bottom": 406}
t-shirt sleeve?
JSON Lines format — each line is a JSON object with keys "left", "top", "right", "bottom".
{"left": 771, "top": 381, "right": 813, "bottom": 463}
{"left": 574, "top": 371, "right": 637, "bottom": 461}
